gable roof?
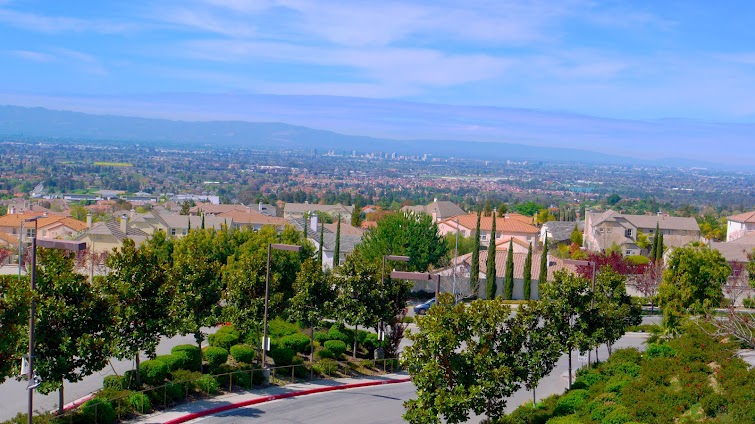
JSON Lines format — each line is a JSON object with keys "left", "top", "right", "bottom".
{"left": 728, "top": 210, "right": 755, "bottom": 224}
{"left": 443, "top": 213, "right": 540, "bottom": 234}
{"left": 78, "top": 219, "right": 149, "bottom": 242}
{"left": 494, "top": 236, "right": 532, "bottom": 249}
{"left": 542, "top": 221, "right": 584, "bottom": 242}
{"left": 474, "top": 250, "right": 576, "bottom": 281}
{"left": 217, "top": 210, "right": 288, "bottom": 227}
{"left": 426, "top": 200, "right": 466, "bottom": 219}
{"left": 283, "top": 203, "right": 354, "bottom": 216}
{"left": 189, "top": 203, "right": 249, "bottom": 215}
{"left": 589, "top": 209, "right": 700, "bottom": 232}
{"left": 323, "top": 222, "right": 364, "bottom": 237}
{"left": 0, "top": 232, "right": 19, "bottom": 247}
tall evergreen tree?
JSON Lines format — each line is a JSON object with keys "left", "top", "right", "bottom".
{"left": 333, "top": 215, "right": 341, "bottom": 267}
{"left": 504, "top": 239, "right": 514, "bottom": 299}
{"left": 539, "top": 235, "right": 549, "bottom": 286}
{"left": 201, "top": 213, "right": 205, "bottom": 230}
{"left": 656, "top": 232, "right": 665, "bottom": 262}
{"left": 318, "top": 221, "right": 324, "bottom": 265}
{"left": 523, "top": 242, "right": 533, "bottom": 300}
{"left": 351, "top": 200, "right": 362, "bottom": 227}
{"left": 187, "top": 215, "right": 191, "bottom": 232}
{"left": 470, "top": 210, "right": 482, "bottom": 295}
{"left": 486, "top": 215, "right": 497, "bottom": 299}
{"left": 650, "top": 223, "right": 660, "bottom": 260}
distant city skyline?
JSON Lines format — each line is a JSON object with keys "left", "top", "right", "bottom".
{"left": 1, "top": 1, "right": 754, "bottom": 165}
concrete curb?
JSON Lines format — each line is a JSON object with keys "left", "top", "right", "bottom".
{"left": 62, "top": 393, "right": 96, "bottom": 412}
{"left": 163, "top": 377, "right": 412, "bottom": 424}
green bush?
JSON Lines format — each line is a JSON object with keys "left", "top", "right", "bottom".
{"left": 95, "top": 388, "right": 133, "bottom": 418}
{"left": 139, "top": 359, "right": 169, "bottom": 387}
{"left": 230, "top": 344, "right": 257, "bottom": 364}
{"left": 81, "top": 399, "right": 117, "bottom": 424}
{"left": 588, "top": 393, "right": 619, "bottom": 422}
{"left": 554, "top": 389, "right": 589, "bottom": 416}
{"left": 127, "top": 392, "right": 151, "bottom": 414}
{"left": 291, "top": 356, "right": 308, "bottom": 378}
{"left": 324, "top": 340, "right": 347, "bottom": 357}
{"left": 313, "top": 358, "right": 338, "bottom": 376}
{"left": 268, "top": 318, "right": 299, "bottom": 339}
{"left": 170, "top": 369, "right": 202, "bottom": 392}
{"left": 123, "top": 370, "right": 140, "bottom": 390}
{"left": 196, "top": 374, "right": 219, "bottom": 395}
{"left": 357, "top": 330, "right": 369, "bottom": 345}
{"left": 402, "top": 316, "right": 415, "bottom": 324}
{"left": 232, "top": 369, "right": 253, "bottom": 388}
{"left": 313, "top": 331, "right": 330, "bottom": 344}
{"left": 545, "top": 416, "right": 582, "bottom": 424}
{"left": 327, "top": 324, "right": 353, "bottom": 344}
{"left": 216, "top": 325, "right": 240, "bottom": 336}
{"left": 316, "top": 349, "right": 335, "bottom": 359}
{"left": 363, "top": 333, "right": 380, "bottom": 351}
{"left": 605, "top": 375, "right": 632, "bottom": 394}
{"left": 165, "top": 382, "right": 186, "bottom": 402}
{"left": 574, "top": 369, "right": 602, "bottom": 388}
{"left": 204, "top": 346, "right": 229, "bottom": 370}
{"left": 626, "top": 255, "right": 649, "bottom": 265}
{"left": 645, "top": 343, "right": 676, "bottom": 359}
{"left": 171, "top": 345, "right": 202, "bottom": 371}
{"left": 208, "top": 331, "right": 240, "bottom": 350}
{"left": 154, "top": 354, "right": 183, "bottom": 372}
{"left": 270, "top": 347, "right": 296, "bottom": 366}
{"left": 280, "top": 333, "right": 312, "bottom": 354}
{"left": 601, "top": 405, "right": 632, "bottom": 424}
{"left": 742, "top": 297, "right": 755, "bottom": 308}
{"left": 103, "top": 375, "right": 128, "bottom": 391}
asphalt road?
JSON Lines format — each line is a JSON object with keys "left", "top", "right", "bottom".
{"left": 194, "top": 331, "right": 651, "bottom": 424}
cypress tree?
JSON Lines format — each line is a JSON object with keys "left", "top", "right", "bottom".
{"left": 539, "top": 235, "right": 549, "bottom": 286}
{"left": 485, "top": 214, "right": 497, "bottom": 299}
{"left": 656, "top": 232, "right": 664, "bottom": 262}
{"left": 504, "top": 239, "right": 514, "bottom": 299}
{"left": 318, "top": 221, "right": 324, "bottom": 266}
{"left": 351, "top": 200, "right": 362, "bottom": 227}
{"left": 333, "top": 215, "right": 341, "bottom": 267}
{"left": 187, "top": 215, "right": 191, "bottom": 232}
{"left": 201, "top": 213, "right": 205, "bottom": 230}
{"left": 650, "top": 223, "right": 660, "bottom": 260}
{"left": 470, "top": 210, "right": 482, "bottom": 294}
{"left": 523, "top": 242, "right": 532, "bottom": 300}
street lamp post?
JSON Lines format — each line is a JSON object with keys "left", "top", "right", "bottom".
{"left": 261, "top": 243, "right": 302, "bottom": 373}
{"left": 24, "top": 216, "right": 86, "bottom": 424}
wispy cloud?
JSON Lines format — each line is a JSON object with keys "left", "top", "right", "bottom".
{"left": 8, "top": 50, "right": 55, "bottom": 62}
{"left": 0, "top": 7, "right": 140, "bottom": 34}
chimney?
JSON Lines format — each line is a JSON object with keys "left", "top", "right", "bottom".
{"left": 259, "top": 201, "right": 263, "bottom": 212}
{"left": 10, "top": 206, "right": 15, "bottom": 215}
{"left": 130, "top": 208, "right": 136, "bottom": 220}
{"left": 86, "top": 212, "right": 92, "bottom": 228}
{"left": 120, "top": 214, "right": 128, "bottom": 234}
{"left": 311, "top": 213, "right": 318, "bottom": 233}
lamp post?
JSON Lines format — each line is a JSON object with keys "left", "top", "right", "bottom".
{"left": 24, "top": 216, "right": 86, "bottom": 424}
{"left": 261, "top": 243, "right": 302, "bottom": 372}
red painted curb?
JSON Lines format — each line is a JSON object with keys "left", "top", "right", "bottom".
{"left": 163, "top": 378, "right": 412, "bottom": 424}
{"left": 62, "top": 393, "right": 96, "bottom": 412}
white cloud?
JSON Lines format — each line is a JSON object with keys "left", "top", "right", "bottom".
{"left": 8, "top": 50, "right": 55, "bottom": 62}
{"left": 0, "top": 8, "right": 141, "bottom": 34}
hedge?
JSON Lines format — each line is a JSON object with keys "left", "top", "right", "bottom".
{"left": 171, "top": 345, "right": 202, "bottom": 371}
{"left": 323, "top": 340, "right": 347, "bottom": 357}
{"left": 208, "top": 332, "right": 240, "bottom": 350}
{"left": 270, "top": 347, "right": 296, "bottom": 366}
{"left": 128, "top": 392, "right": 151, "bottom": 414}
{"left": 230, "top": 344, "right": 256, "bottom": 364}
{"left": 81, "top": 399, "right": 117, "bottom": 424}
{"left": 204, "top": 346, "right": 229, "bottom": 370}
{"left": 280, "top": 333, "right": 311, "bottom": 354}
{"left": 313, "top": 331, "right": 330, "bottom": 344}
{"left": 327, "top": 325, "right": 352, "bottom": 344}
{"left": 316, "top": 349, "right": 335, "bottom": 359}
{"left": 268, "top": 318, "right": 299, "bottom": 339}
{"left": 154, "top": 354, "right": 183, "bottom": 372}
{"left": 139, "top": 359, "right": 169, "bottom": 387}
{"left": 196, "top": 374, "right": 219, "bottom": 395}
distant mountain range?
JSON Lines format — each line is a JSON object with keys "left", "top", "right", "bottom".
{"left": 0, "top": 105, "right": 737, "bottom": 169}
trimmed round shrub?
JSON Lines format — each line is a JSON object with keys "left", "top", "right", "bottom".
{"left": 554, "top": 389, "right": 589, "bottom": 416}
{"left": 316, "top": 349, "right": 335, "bottom": 359}
{"left": 81, "top": 399, "right": 117, "bottom": 424}
{"left": 268, "top": 318, "right": 299, "bottom": 339}
{"left": 327, "top": 325, "right": 352, "bottom": 344}
{"left": 204, "top": 346, "right": 229, "bottom": 370}
{"left": 363, "top": 333, "right": 380, "bottom": 351}
{"left": 166, "top": 382, "right": 186, "bottom": 402}
{"left": 154, "top": 354, "right": 183, "bottom": 372}
{"left": 230, "top": 344, "right": 256, "bottom": 364}
{"left": 313, "top": 331, "right": 330, "bottom": 344}
{"left": 103, "top": 375, "right": 128, "bottom": 391}
{"left": 208, "top": 332, "right": 240, "bottom": 351}
{"left": 291, "top": 355, "right": 308, "bottom": 378}
{"left": 357, "top": 330, "right": 369, "bottom": 345}
{"left": 171, "top": 345, "right": 202, "bottom": 371}
{"left": 270, "top": 347, "right": 296, "bottom": 366}
{"left": 216, "top": 325, "right": 240, "bottom": 336}
{"left": 196, "top": 374, "right": 219, "bottom": 395}
{"left": 139, "top": 359, "right": 169, "bottom": 387}
{"left": 323, "top": 340, "right": 347, "bottom": 357}
{"left": 280, "top": 333, "right": 311, "bottom": 354}
{"left": 128, "top": 392, "right": 151, "bottom": 414}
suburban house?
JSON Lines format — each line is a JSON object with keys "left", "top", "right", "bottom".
{"left": 584, "top": 210, "right": 700, "bottom": 256}
{"left": 0, "top": 211, "right": 88, "bottom": 245}
{"left": 283, "top": 202, "right": 354, "bottom": 222}
{"left": 287, "top": 214, "right": 364, "bottom": 269}
{"left": 75, "top": 216, "right": 150, "bottom": 254}
{"left": 437, "top": 213, "right": 540, "bottom": 247}
{"left": 129, "top": 211, "right": 228, "bottom": 237}
{"left": 494, "top": 236, "right": 532, "bottom": 253}
{"left": 401, "top": 199, "right": 466, "bottom": 222}
{"left": 217, "top": 210, "right": 289, "bottom": 232}
{"left": 539, "top": 221, "right": 585, "bottom": 246}
{"left": 726, "top": 210, "right": 755, "bottom": 241}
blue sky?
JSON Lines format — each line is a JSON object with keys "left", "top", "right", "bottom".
{"left": 1, "top": 0, "right": 754, "bottom": 164}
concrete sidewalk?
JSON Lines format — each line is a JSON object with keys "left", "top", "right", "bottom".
{"left": 130, "top": 373, "right": 411, "bottom": 424}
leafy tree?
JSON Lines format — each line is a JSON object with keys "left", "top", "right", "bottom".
{"left": 496, "top": 203, "right": 508, "bottom": 217}
{"left": 539, "top": 235, "right": 549, "bottom": 284}
{"left": 100, "top": 237, "right": 173, "bottom": 386}
{"left": 483, "top": 201, "right": 493, "bottom": 217}
{"left": 0, "top": 275, "right": 29, "bottom": 383}
{"left": 516, "top": 302, "right": 561, "bottom": 404}
{"left": 486, "top": 215, "right": 497, "bottom": 299}
{"left": 358, "top": 210, "right": 447, "bottom": 272}
{"left": 536, "top": 209, "right": 556, "bottom": 225}
{"left": 607, "top": 193, "right": 621, "bottom": 205}
{"left": 402, "top": 296, "right": 531, "bottom": 422}
{"left": 513, "top": 201, "right": 544, "bottom": 217}
{"left": 470, "top": 210, "right": 482, "bottom": 294}
{"left": 589, "top": 267, "right": 642, "bottom": 356}
{"left": 179, "top": 200, "right": 193, "bottom": 215}
{"left": 575, "top": 251, "right": 646, "bottom": 279}
{"left": 333, "top": 215, "right": 341, "bottom": 267}
{"left": 635, "top": 229, "right": 651, "bottom": 250}
{"left": 658, "top": 245, "right": 731, "bottom": 332}
{"left": 656, "top": 232, "right": 664, "bottom": 262}
{"left": 539, "top": 270, "right": 591, "bottom": 388}
{"left": 169, "top": 229, "right": 224, "bottom": 372}
{"left": 504, "top": 239, "right": 514, "bottom": 300}
{"left": 570, "top": 224, "right": 583, "bottom": 246}
{"left": 34, "top": 248, "right": 112, "bottom": 410}
{"left": 629, "top": 262, "right": 663, "bottom": 314}
{"left": 523, "top": 242, "right": 532, "bottom": 300}
{"left": 289, "top": 259, "right": 335, "bottom": 360}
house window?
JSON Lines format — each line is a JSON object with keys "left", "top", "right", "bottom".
{"left": 26, "top": 228, "right": 36, "bottom": 238}
{"left": 606, "top": 227, "right": 612, "bottom": 233}
{"left": 626, "top": 250, "right": 632, "bottom": 255}
{"left": 625, "top": 229, "right": 633, "bottom": 238}
{"left": 171, "top": 228, "right": 176, "bottom": 236}
{"left": 181, "top": 229, "right": 187, "bottom": 236}
{"left": 481, "top": 234, "right": 488, "bottom": 241}
{"left": 599, "top": 228, "right": 604, "bottom": 233}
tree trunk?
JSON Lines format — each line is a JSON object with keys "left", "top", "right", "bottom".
{"left": 607, "top": 342, "right": 613, "bottom": 356}
{"left": 595, "top": 346, "right": 600, "bottom": 363}
{"left": 135, "top": 355, "right": 141, "bottom": 386}
{"left": 568, "top": 350, "right": 573, "bottom": 388}
{"left": 353, "top": 324, "right": 358, "bottom": 359}
{"left": 58, "top": 381, "right": 64, "bottom": 414}
{"left": 310, "top": 326, "right": 315, "bottom": 362}
{"left": 196, "top": 332, "right": 204, "bottom": 374}
{"left": 533, "top": 386, "right": 536, "bottom": 405}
